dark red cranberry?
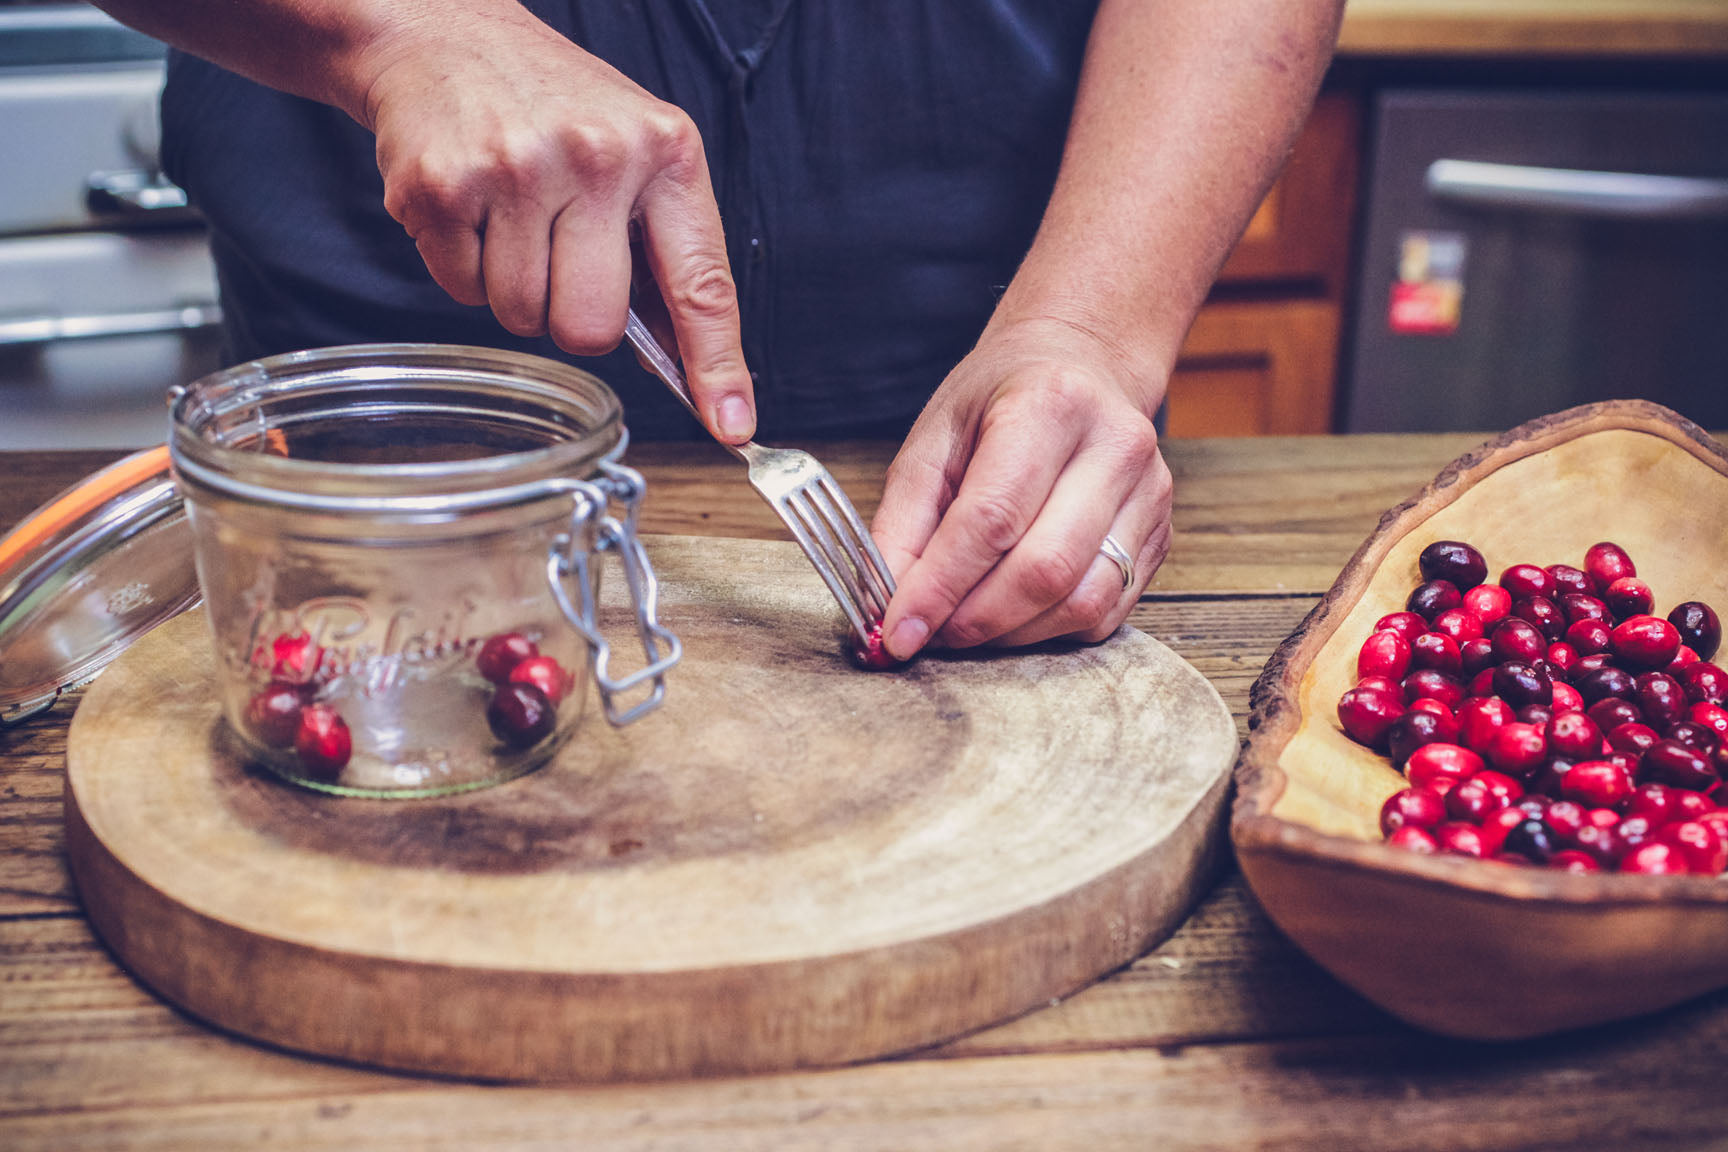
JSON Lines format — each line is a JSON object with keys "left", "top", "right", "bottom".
{"left": 1478, "top": 806, "right": 1529, "bottom": 856}
{"left": 1547, "top": 564, "right": 1592, "bottom": 599}
{"left": 1419, "top": 541, "right": 1489, "bottom": 590}
{"left": 1611, "top": 614, "right": 1681, "bottom": 670}
{"left": 1380, "top": 787, "right": 1448, "bottom": 836}
{"left": 1605, "top": 721, "right": 1660, "bottom": 757}
{"left": 1468, "top": 668, "right": 1497, "bottom": 698}
{"left": 1404, "top": 743, "right": 1483, "bottom": 794}
{"left": 1373, "top": 611, "right": 1429, "bottom": 643}
{"left": 1499, "top": 564, "right": 1555, "bottom": 601}
{"left": 1572, "top": 822, "right": 1624, "bottom": 866}
{"left": 244, "top": 680, "right": 306, "bottom": 748}
{"left": 1460, "top": 637, "right": 1498, "bottom": 676}
{"left": 1603, "top": 577, "right": 1656, "bottom": 621}
{"left": 1513, "top": 596, "right": 1565, "bottom": 642}
{"left": 1410, "top": 632, "right": 1462, "bottom": 677}
{"left": 1487, "top": 722, "right": 1547, "bottom": 777}
{"left": 1500, "top": 818, "right": 1558, "bottom": 864}
{"left": 507, "top": 655, "right": 570, "bottom": 705}
{"left": 1542, "top": 799, "right": 1588, "bottom": 842}
{"left": 1430, "top": 608, "right": 1485, "bottom": 645}
{"left": 294, "top": 704, "right": 352, "bottom": 781}
{"left": 1407, "top": 579, "right": 1462, "bottom": 622}
{"left": 1587, "top": 696, "right": 1642, "bottom": 734}
{"left": 1492, "top": 661, "right": 1552, "bottom": 709}
{"left": 1559, "top": 593, "right": 1609, "bottom": 626}
{"left": 1632, "top": 671, "right": 1688, "bottom": 729}
{"left": 1584, "top": 542, "right": 1637, "bottom": 594}
{"left": 1573, "top": 652, "right": 1616, "bottom": 676}
{"left": 1564, "top": 618, "right": 1613, "bottom": 656}
{"left": 1668, "top": 601, "right": 1721, "bottom": 661}
{"left": 850, "top": 620, "right": 902, "bottom": 670}
{"left": 1625, "top": 782, "right": 1685, "bottom": 825}
{"left": 1462, "top": 583, "right": 1512, "bottom": 627}
{"left": 1527, "top": 756, "right": 1576, "bottom": 798}
{"left": 1402, "top": 669, "right": 1465, "bottom": 711}
{"left": 1489, "top": 617, "right": 1547, "bottom": 665}
{"left": 1680, "top": 662, "right": 1728, "bottom": 705}
{"left": 477, "top": 632, "right": 539, "bottom": 684}
{"left": 1547, "top": 710, "right": 1603, "bottom": 760}
{"left": 1517, "top": 704, "right": 1554, "bottom": 729}
{"left": 1575, "top": 665, "right": 1635, "bottom": 706}
{"left": 1665, "top": 720, "right": 1720, "bottom": 755}
{"left": 1642, "top": 739, "right": 1720, "bottom": 792}
{"left": 487, "top": 682, "right": 558, "bottom": 748}
{"left": 1386, "top": 708, "right": 1460, "bottom": 767}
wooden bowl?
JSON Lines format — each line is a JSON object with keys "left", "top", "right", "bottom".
{"left": 1233, "top": 400, "right": 1728, "bottom": 1040}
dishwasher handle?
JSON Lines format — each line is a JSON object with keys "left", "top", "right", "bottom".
{"left": 0, "top": 303, "right": 222, "bottom": 347}
{"left": 1426, "top": 159, "right": 1728, "bottom": 220}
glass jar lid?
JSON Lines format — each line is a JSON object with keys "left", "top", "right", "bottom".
{"left": 0, "top": 445, "right": 200, "bottom": 723}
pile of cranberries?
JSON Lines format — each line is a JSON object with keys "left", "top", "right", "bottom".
{"left": 1339, "top": 540, "right": 1728, "bottom": 875}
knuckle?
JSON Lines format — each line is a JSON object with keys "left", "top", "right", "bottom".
{"left": 939, "top": 611, "right": 996, "bottom": 650}
{"left": 1066, "top": 576, "right": 1121, "bottom": 634}
{"left": 666, "top": 261, "right": 739, "bottom": 322}
{"left": 555, "top": 122, "right": 631, "bottom": 188}
{"left": 1016, "top": 548, "right": 1088, "bottom": 608}
{"left": 959, "top": 490, "right": 1026, "bottom": 556}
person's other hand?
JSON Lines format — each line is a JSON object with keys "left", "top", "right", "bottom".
{"left": 358, "top": 9, "right": 755, "bottom": 443}
{"left": 872, "top": 317, "right": 1171, "bottom": 661}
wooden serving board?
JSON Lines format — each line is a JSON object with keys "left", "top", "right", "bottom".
{"left": 64, "top": 535, "right": 1237, "bottom": 1082}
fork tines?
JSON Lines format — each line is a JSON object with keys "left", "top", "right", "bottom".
{"left": 783, "top": 475, "right": 896, "bottom": 643}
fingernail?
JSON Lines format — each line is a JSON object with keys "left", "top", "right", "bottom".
{"left": 887, "top": 617, "right": 929, "bottom": 660}
{"left": 717, "top": 395, "right": 754, "bottom": 442}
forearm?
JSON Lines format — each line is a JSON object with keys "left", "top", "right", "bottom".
{"left": 991, "top": 0, "right": 1345, "bottom": 413}
{"left": 86, "top": 0, "right": 544, "bottom": 126}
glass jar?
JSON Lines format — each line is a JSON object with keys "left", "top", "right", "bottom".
{"left": 168, "top": 343, "right": 679, "bottom": 798}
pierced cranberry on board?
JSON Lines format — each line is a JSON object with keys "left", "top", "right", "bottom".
{"left": 850, "top": 621, "right": 903, "bottom": 671}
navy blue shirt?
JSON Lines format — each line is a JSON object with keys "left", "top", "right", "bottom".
{"left": 161, "top": 2, "right": 1101, "bottom": 440}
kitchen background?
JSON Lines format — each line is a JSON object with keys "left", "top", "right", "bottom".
{"left": 3, "top": 0, "right": 1726, "bottom": 450}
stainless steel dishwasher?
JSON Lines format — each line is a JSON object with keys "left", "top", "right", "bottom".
{"left": 0, "top": 3, "right": 221, "bottom": 450}
{"left": 1343, "top": 88, "right": 1728, "bottom": 434}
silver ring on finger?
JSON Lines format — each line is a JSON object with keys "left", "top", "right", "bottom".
{"left": 1099, "top": 533, "right": 1135, "bottom": 593}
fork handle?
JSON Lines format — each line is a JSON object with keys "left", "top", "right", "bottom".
{"left": 624, "top": 308, "right": 749, "bottom": 459}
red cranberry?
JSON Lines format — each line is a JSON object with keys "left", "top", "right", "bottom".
{"left": 1434, "top": 822, "right": 1488, "bottom": 858}
{"left": 487, "top": 682, "right": 558, "bottom": 748}
{"left": 1679, "top": 662, "right": 1728, "bottom": 705}
{"left": 1606, "top": 721, "right": 1660, "bottom": 757}
{"left": 1655, "top": 820, "right": 1728, "bottom": 874}
{"left": 1625, "top": 782, "right": 1685, "bottom": 825}
{"left": 1407, "top": 579, "right": 1462, "bottom": 622}
{"left": 1386, "top": 826, "right": 1440, "bottom": 854}
{"left": 1572, "top": 822, "right": 1624, "bottom": 865}
{"left": 1458, "top": 696, "right": 1514, "bottom": 753}
{"left": 1573, "top": 652, "right": 1616, "bottom": 676}
{"left": 1603, "top": 577, "right": 1655, "bottom": 621}
{"left": 1690, "top": 701, "right": 1728, "bottom": 742}
{"left": 1544, "top": 642, "right": 1579, "bottom": 681}
{"left": 1385, "top": 709, "right": 1459, "bottom": 768}
{"left": 1402, "top": 669, "right": 1465, "bottom": 711}
{"left": 1675, "top": 790, "right": 1718, "bottom": 822}
{"left": 1551, "top": 681, "right": 1585, "bottom": 713}
{"left": 1460, "top": 637, "right": 1497, "bottom": 676}
{"left": 1584, "top": 542, "right": 1637, "bottom": 595}
{"left": 1517, "top": 704, "right": 1554, "bottom": 729}
{"left": 1430, "top": 608, "right": 1484, "bottom": 645}
{"left": 1489, "top": 617, "right": 1547, "bottom": 665}
{"left": 1632, "top": 671, "right": 1687, "bottom": 729}
{"left": 1546, "top": 710, "right": 1603, "bottom": 760}
{"left": 1547, "top": 564, "right": 1592, "bottom": 599}
{"left": 1642, "top": 738, "right": 1720, "bottom": 792}
{"left": 1467, "top": 668, "right": 1497, "bottom": 698}
{"left": 245, "top": 680, "right": 306, "bottom": 748}
{"left": 1615, "top": 814, "right": 1660, "bottom": 857}
{"left": 1559, "top": 593, "right": 1610, "bottom": 626}
{"left": 1620, "top": 842, "right": 1689, "bottom": 875}
{"left": 1478, "top": 806, "right": 1530, "bottom": 856}
{"left": 1527, "top": 756, "right": 1576, "bottom": 798}
{"left": 1611, "top": 615, "right": 1681, "bottom": 670}
{"left": 1462, "top": 583, "right": 1513, "bottom": 627}
{"left": 1549, "top": 849, "right": 1602, "bottom": 873}
{"left": 1667, "top": 646, "right": 1703, "bottom": 673}
{"left": 1666, "top": 719, "right": 1721, "bottom": 754}
{"left": 1587, "top": 696, "right": 1642, "bottom": 735}
{"left": 477, "top": 632, "right": 539, "bottom": 684}
{"left": 1563, "top": 618, "right": 1613, "bottom": 656}
{"left": 294, "top": 704, "right": 352, "bottom": 781}
{"left": 1487, "top": 722, "right": 1548, "bottom": 777}
{"left": 1513, "top": 596, "right": 1565, "bottom": 642}
{"left": 850, "top": 620, "right": 902, "bottom": 670}
{"left": 507, "top": 655, "right": 570, "bottom": 705}
{"left": 1668, "top": 601, "right": 1721, "bottom": 661}
{"left": 1355, "top": 675, "right": 1401, "bottom": 696}
{"left": 1410, "top": 632, "right": 1462, "bottom": 677}
{"left": 1560, "top": 760, "right": 1635, "bottom": 809}
{"left": 1575, "top": 665, "right": 1635, "bottom": 706}
{"left": 1492, "top": 662, "right": 1553, "bottom": 710}
{"left": 1374, "top": 611, "right": 1429, "bottom": 643}
{"left": 1408, "top": 697, "right": 1457, "bottom": 723}
{"left": 266, "top": 630, "right": 323, "bottom": 685}
{"left": 1419, "top": 541, "right": 1489, "bottom": 590}
{"left": 1404, "top": 743, "right": 1483, "bottom": 794}
{"left": 1542, "top": 799, "right": 1588, "bottom": 842}
{"left": 1380, "top": 787, "right": 1448, "bottom": 836}
{"left": 1499, "top": 564, "right": 1555, "bottom": 601}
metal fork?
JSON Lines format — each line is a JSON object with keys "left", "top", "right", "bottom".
{"left": 623, "top": 309, "right": 897, "bottom": 645}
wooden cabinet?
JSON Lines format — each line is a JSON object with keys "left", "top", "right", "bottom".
{"left": 1165, "top": 91, "right": 1360, "bottom": 437}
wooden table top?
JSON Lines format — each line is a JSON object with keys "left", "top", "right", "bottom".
{"left": 1336, "top": 0, "right": 1728, "bottom": 57}
{"left": 7, "top": 434, "right": 1728, "bottom": 1150}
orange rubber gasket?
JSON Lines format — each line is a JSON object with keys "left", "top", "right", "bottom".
{"left": 0, "top": 444, "right": 172, "bottom": 582}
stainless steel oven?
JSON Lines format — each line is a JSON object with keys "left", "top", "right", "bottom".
{"left": 0, "top": 3, "right": 222, "bottom": 450}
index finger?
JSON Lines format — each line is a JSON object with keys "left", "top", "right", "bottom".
{"left": 634, "top": 163, "right": 755, "bottom": 445}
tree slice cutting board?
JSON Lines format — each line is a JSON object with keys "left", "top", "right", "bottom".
{"left": 64, "top": 535, "right": 1237, "bottom": 1082}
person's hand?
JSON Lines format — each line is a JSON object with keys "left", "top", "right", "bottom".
{"left": 872, "top": 317, "right": 1172, "bottom": 661}
{"left": 357, "top": 8, "right": 755, "bottom": 443}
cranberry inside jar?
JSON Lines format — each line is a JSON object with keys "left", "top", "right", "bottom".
{"left": 1342, "top": 539, "right": 1726, "bottom": 875}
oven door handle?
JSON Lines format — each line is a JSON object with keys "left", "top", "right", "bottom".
{"left": 0, "top": 303, "right": 222, "bottom": 347}
{"left": 1426, "top": 159, "right": 1728, "bottom": 220}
